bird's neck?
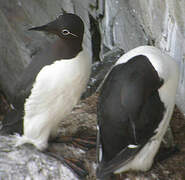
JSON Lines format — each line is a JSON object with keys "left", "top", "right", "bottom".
{"left": 54, "top": 38, "right": 83, "bottom": 59}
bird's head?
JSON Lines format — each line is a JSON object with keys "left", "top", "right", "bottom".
{"left": 29, "top": 13, "right": 84, "bottom": 42}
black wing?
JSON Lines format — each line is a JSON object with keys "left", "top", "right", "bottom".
{"left": 97, "top": 55, "right": 165, "bottom": 178}
{"left": 12, "top": 39, "right": 67, "bottom": 109}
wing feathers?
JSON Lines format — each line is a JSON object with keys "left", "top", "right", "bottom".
{"left": 96, "top": 145, "right": 141, "bottom": 178}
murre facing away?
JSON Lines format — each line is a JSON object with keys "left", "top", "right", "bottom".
{"left": 2, "top": 13, "right": 91, "bottom": 151}
{"left": 96, "top": 46, "right": 179, "bottom": 179}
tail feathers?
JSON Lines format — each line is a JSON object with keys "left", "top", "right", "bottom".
{"left": 96, "top": 145, "right": 142, "bottom": 179}
{"left": 0, "top": 109, "right": 23, "bottom": 135}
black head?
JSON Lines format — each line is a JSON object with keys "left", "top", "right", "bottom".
{"left": 29, "top": 13, "right": 84, "bottom": 42}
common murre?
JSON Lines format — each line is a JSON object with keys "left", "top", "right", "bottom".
{"left": 1, "top": 13, "right": 91, "bottom": 151}
{"left": 96, "top": 46, "right": 179, "bottom": 179}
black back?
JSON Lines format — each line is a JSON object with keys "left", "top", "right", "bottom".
{"left": 97, "top": 55, "right": 165, "bottom": 177}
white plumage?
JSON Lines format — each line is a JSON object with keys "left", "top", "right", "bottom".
{"left": 15, "top": 49, "right": 91, "bottom": 150}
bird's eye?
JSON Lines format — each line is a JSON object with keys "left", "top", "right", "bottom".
{"left": 61, "top": 29, "right": 70, "bottom": 35}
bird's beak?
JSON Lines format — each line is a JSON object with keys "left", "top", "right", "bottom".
{"left": 28, "top": 19, "right": 58, "bottom": 32}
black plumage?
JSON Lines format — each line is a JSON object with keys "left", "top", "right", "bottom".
{"left": 97, "top": 55, "right": 166, "bottom": 178}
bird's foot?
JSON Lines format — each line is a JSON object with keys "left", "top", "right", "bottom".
{"left": 45, "top": 150, "right": 88, "bottom": 178}
{"left": 51, "top": 135, "right": 96, "bottom": 151}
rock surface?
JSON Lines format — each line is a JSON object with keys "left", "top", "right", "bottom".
{"left": 0, "top": 136, "right": 79, "bottom": 180}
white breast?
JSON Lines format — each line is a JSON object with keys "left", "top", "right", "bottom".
{"left": 15, "top": 49, "right": 91, "bottom": 150}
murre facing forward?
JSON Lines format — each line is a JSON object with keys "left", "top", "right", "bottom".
{"left": 2, "top": 13, "right": 91, "bottom": 150}
{"left": 96, "top": 46, "right": 179, "bottom": 179}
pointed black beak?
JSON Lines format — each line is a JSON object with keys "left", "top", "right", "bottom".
{"left": 28, "top": 19, "right": 58, "bottom": 32}
{"left": 28, "top": 25, "right": 48, "bottom": 31}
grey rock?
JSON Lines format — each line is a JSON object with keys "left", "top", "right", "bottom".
{"left": 99, "top": 0, "right": 148, "bottom": 53}
{"left": 0, "top": 135, "right": 79, "bottom": 180}
{"left": 83, "top": 47, "right": 124, "bottom": 98}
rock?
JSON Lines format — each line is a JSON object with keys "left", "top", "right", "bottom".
{"left": 83, "top": 47, "right": 125, "bottom": 98}
{"left": 99, "top": 0, "right": 148, "bottom": 53}
{"left": 0, "top": 135, "right": 79, "bottom": 180}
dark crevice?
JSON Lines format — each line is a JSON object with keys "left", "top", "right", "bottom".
{"left": 89, "top": 13, "right": 101, "bottom": 62}
{"left": 82, "top": 47, "right": 124, "bottom": 99}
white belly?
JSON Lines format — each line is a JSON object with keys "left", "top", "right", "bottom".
{"left": 15, "top": 50, "right": 91, "bottom": 150}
